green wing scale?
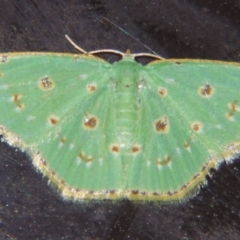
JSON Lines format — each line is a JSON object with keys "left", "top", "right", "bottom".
{"left": 0, "top": 52, "right": 240, "bottom": 201}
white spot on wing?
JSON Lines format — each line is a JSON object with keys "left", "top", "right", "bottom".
{"left": 157, "top": 165, "right": 162, "bottom": 170}
{"left": 0, "top": 84, "right": 8, "bottom": 90}
{"left": 137, "top": 80, "right": 145, "bottom": 90}
{"left": 176, "top": 148, "right": 181, "bottom": 155}
{"left": 86, "top": 161, "right": 92, "bottom": 168}
{"left": 27, "top": 115, "right": 36, "bottom": 121}
{"left": 98, "top": 158, "right": 103, "bottom": 165}
{"left": 15, "top": 107, "right": 22, "bottom": 112}
{"left": 80, "top": 74, "right": 88, "bottom": 80}
{"left": 146, "top": 160, "right": 151, "bottom": 167}
{"left": 165, "top": 78, "right": 175, "bottom": 84}
{"left": 76, "top": 158, "right": 81, "bottom": 166}
{"left": 228, "top": 116, "right": 235, "bottom": 121}
{"left": 186, "top": 147, "right": 191, "bottom": 152}
{"left": 167, "top": 162, "right": 172, "bottom": 169}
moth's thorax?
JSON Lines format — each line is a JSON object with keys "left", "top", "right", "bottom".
{"left": 112, "top": 57, "right": 143, "bottom": 86}
{"left": 112, "top": 59, "right": 143, "bottom": 147}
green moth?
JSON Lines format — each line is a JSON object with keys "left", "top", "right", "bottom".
{"left": 0, "top": 39, "right": 240, "bottom": 202}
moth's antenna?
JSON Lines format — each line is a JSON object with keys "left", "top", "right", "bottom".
{"left": 65, "top": 35, "right": 88, "bottom": 54}
{"left": 101, "top": 17, "right": 164, "bottom": 58}
{"left": 65, "top": 34, "right": 164, "bottom": 60}
{"left": 65, "top": 34, "right": 126, "bottom": 56}
{"left": 133, "top": 53, "right": 164, "bottom": 60}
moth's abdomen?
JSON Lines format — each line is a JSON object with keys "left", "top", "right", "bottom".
{"left": 114, "top": 85, "right": 139, "bottom": 146}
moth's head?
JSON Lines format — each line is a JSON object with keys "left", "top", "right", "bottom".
{"left": 113, "top": 56, "right": 143, "bottom": 86}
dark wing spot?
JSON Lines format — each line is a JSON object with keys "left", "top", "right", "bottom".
{"left": 87, "top": 190, "right": 94, "bottom": 195}
{"left": 13, "top": 94, "right": 20, "bottom": 102}
{"left": 84, "top": 116, "right": 97, "bottom": 129}
{"left": 184, "top": 141, "right": 190, "bottom": 149}
{"left": 57, "top": 132, "right": 66, "bottom": 145}
{"left": 157, "top": 160, "right": 163, "bottom": 166}
{"left": 193, "top": 124, "right": 199, "bottom": 131}
{"left": 60, "top": 180, "right": 66, "bottom": 186}
{"left": 49, "top": 170, "right": 56, "bottom": 176}
{"left": 192, "top": 173, "right": 200, "bottom": 180}
{"left": 78, "top": 152, "right": 85, "bottom": 160}
{"left": 12, "top": 94, "right": 24, "bottom": 109}
{"left": 167, "top": 191, "right": 177, "bottom": 196}
{"left": 155, "top": 116, "right": 169, "bottom": 133}
{"left": 50, "top": 118, "right": 58, "bottom": 125}
{"left": 165, "top": 156, "right": 171, "bottom": 164}
{"left": 86, "top": 156, "right": 93, "bottom": 163}
{"left": 157, "top": 156, "right": 171, "bottom": 166}
{"left": 78, "top": 153, "right": 93, "bottom": 164}
{"left": 87, "top": 84, "right": 96, "bottom": 93}
{"left": 198, "top": 83, "right": 214, "bottom": 97}
{"left": 111, "top": 145, "right": 119, "bottom": 153}
{"left": 49, "top": 116, "right": 59, "bottom": 125}
{"left": 41, "top": 158, "right": 47, "bottom": 166}
{"left": 229, "top": 101, "right": 238, "bottom": 111}
{"left": 201, "top": 164, "right": 207, "bottom": 172}
{"left": 39, "top": 76, "right": 54, "bottom": 90}
{"left": 158, "top": 87, "right": 167, "bottom": 97}
{"left": 191, "top": 121, "right": 203, "bottom": 133}
{"left": 226, "top": 101, "right": 238, "bottom": 119}
{"left": 180, "top": 184, "right": 188, "bottom": 191}
{"left": 131, "top": 190, "right": 139, "bottom": 195}
{"left": 131, "top": 145, "right": 141, "bottom": 154}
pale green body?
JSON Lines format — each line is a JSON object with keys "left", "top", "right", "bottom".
{"left": 0, "top": 53, "right": 240, "bottom": 199}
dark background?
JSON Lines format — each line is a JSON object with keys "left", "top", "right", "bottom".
{"left": 0, "top": 0, "right": 240, "bottom": 239}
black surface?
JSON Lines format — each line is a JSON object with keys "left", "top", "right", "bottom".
{"left": 0, "top": 0, "right": 240, "bottom": 239}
